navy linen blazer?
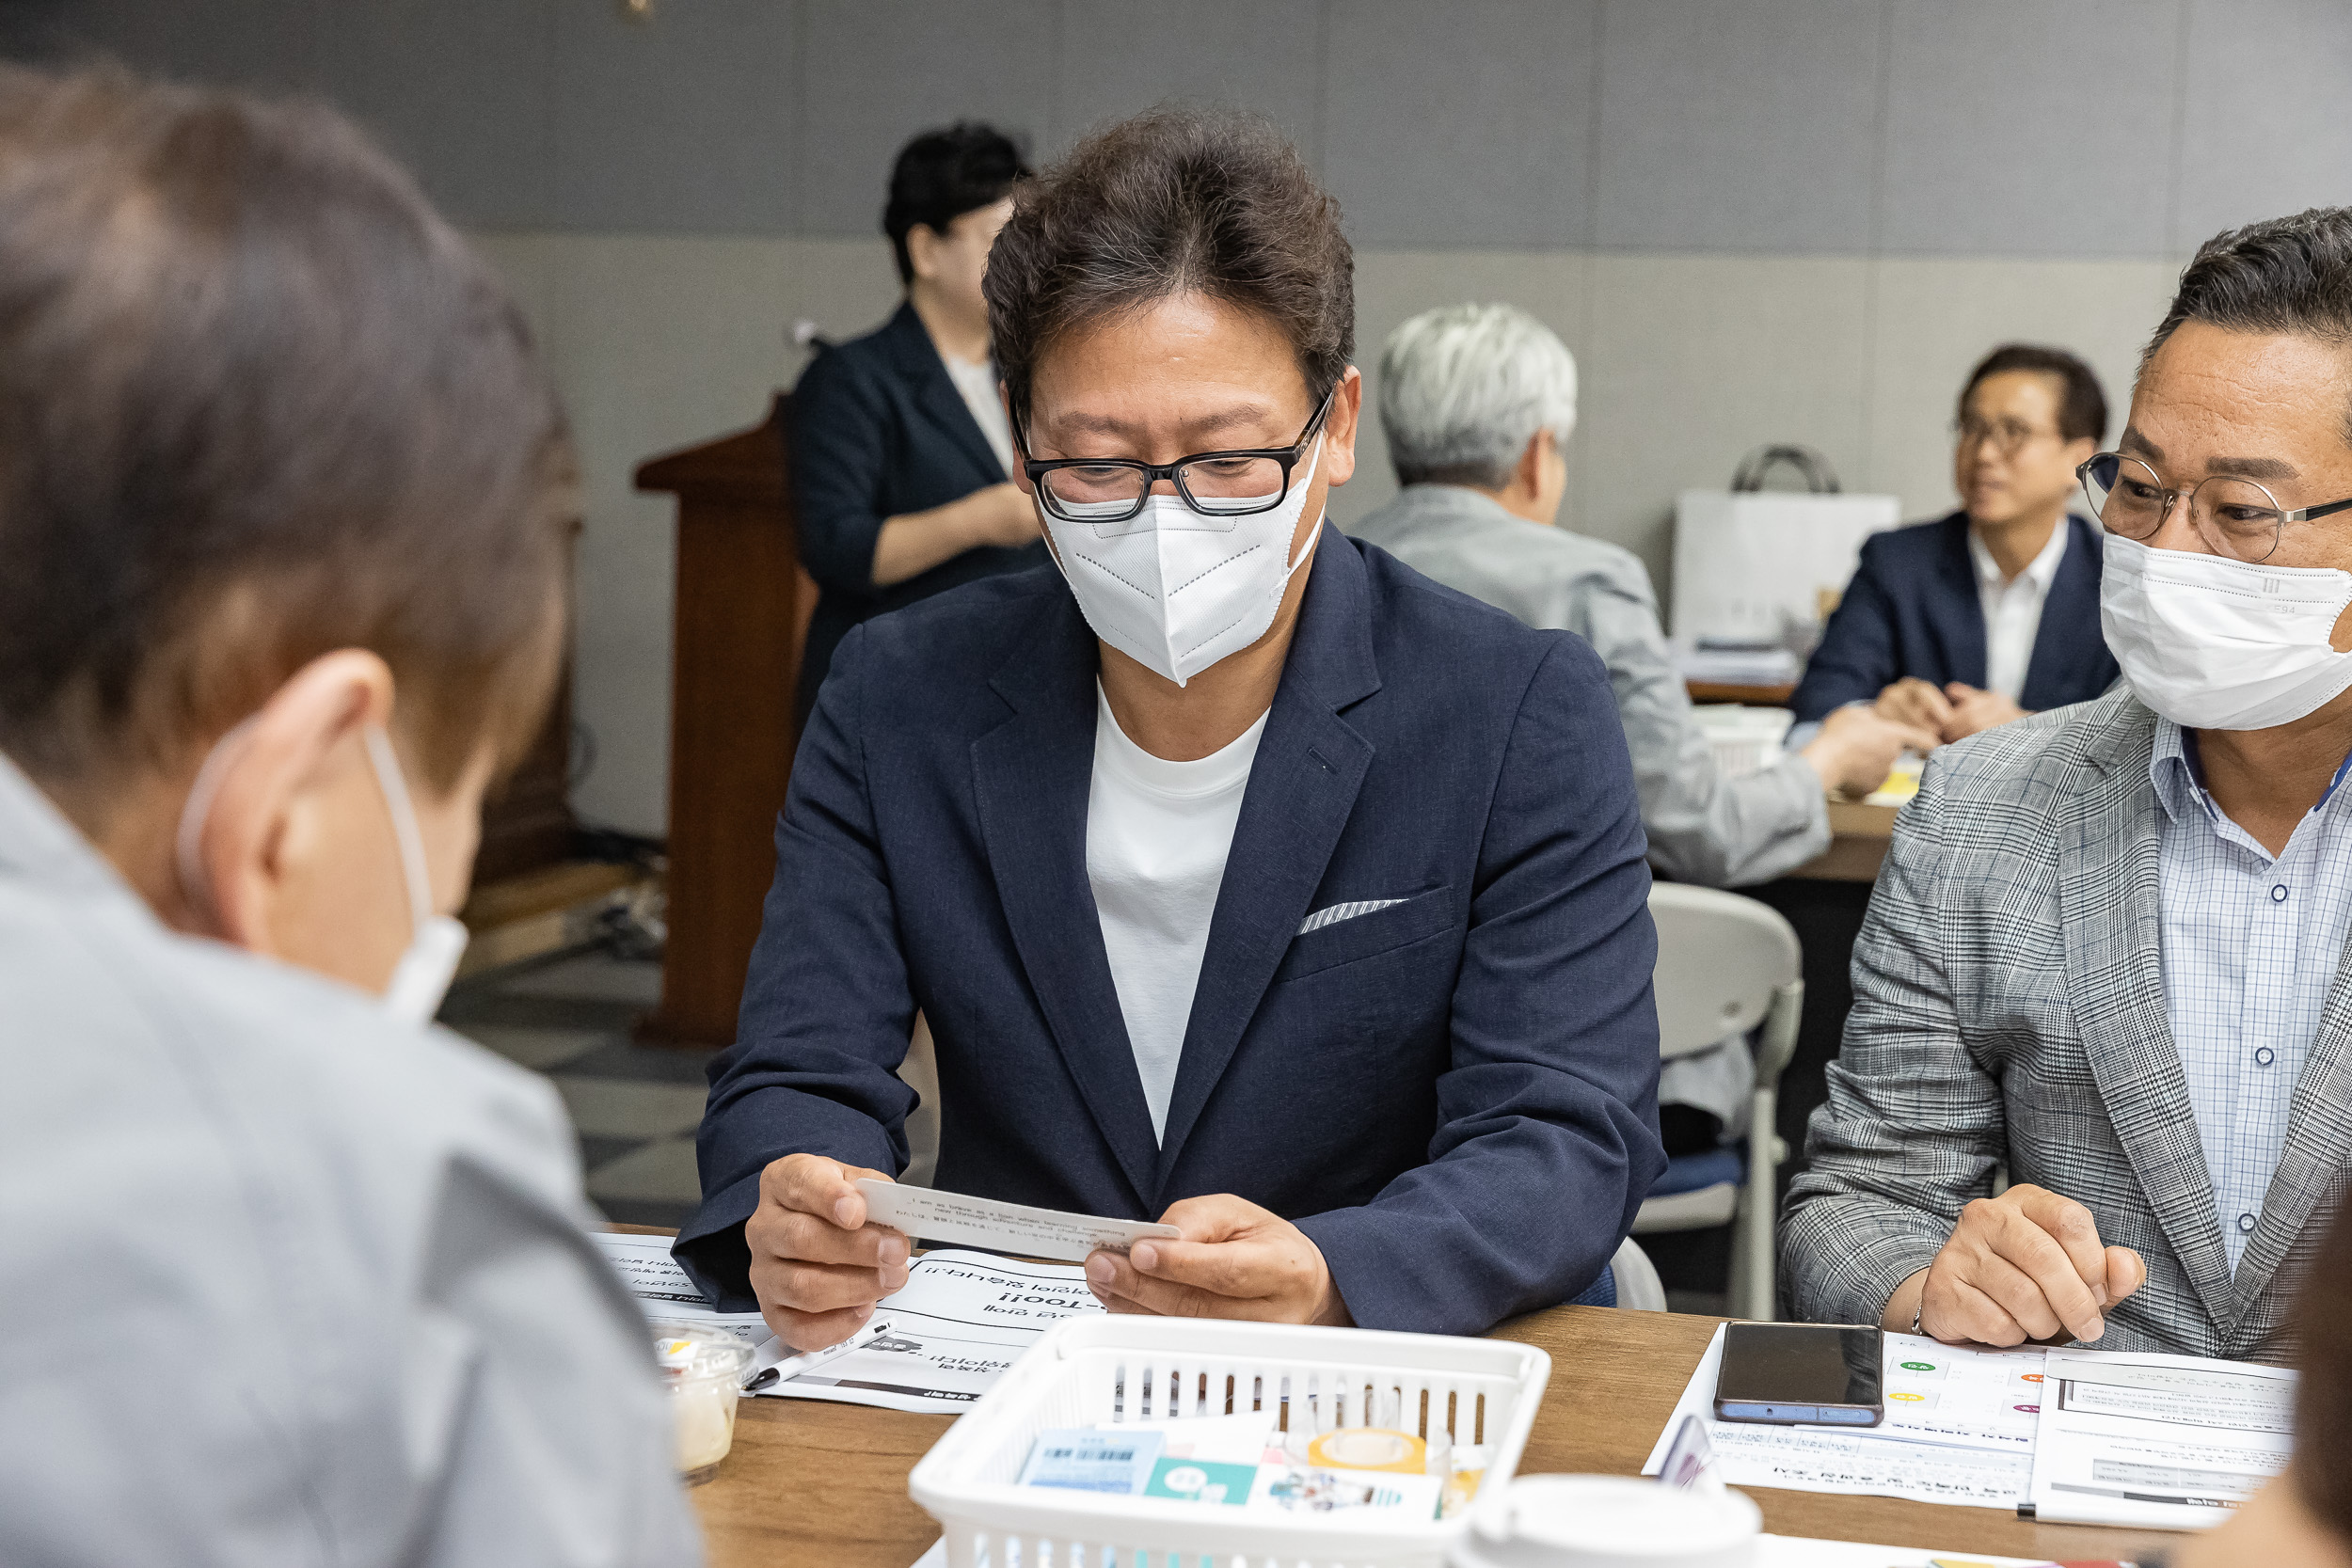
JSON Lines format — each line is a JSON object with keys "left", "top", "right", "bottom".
{"left": 1789, "top": 512, "right": 2119, "bottom": 721}
{"left": 791, "top": 301, "right": 1049, "bottom": 720}
{"left": 675, "top": 528, "right": 1666, "bottom": 1335}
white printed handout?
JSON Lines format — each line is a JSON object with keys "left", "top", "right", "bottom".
{"left": 2027, "top": 1346, "right": 2295, "bottom": 1529}
{"left": 765, "top": 1247, "right": 1104, "bottom": 1414}
{"left": 591, "top": 1233, "right": 1104, "bottom": 1413}
{"left": 857, "top": 1180, "right": 1181, "bottom": 1263}
{"left": 1641, "top": 1325, "right": 2039, "bottom": 1508}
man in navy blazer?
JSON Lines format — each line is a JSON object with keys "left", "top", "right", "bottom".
{"left": 792, "top": 124, "right": 1049, "bottom": 721}
{"left": 677, "top": 108, "right": 1662, "bottom": 1344}
{"left": 1791, "top": 346, "right": 2120, "bottom": 739}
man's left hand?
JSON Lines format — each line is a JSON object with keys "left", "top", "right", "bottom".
{"left": 1941, "top": 682, "right": 2029, "bottom": 742}
{"left": 1084, "top": 1194, "right": 1352, "bottom": 1325}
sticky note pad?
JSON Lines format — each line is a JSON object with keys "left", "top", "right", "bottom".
{"left": 1144, "top": 1457, "right": 1257, "bottom": 1506}
{"left": 1019, "top": 1428, "right": 1165, "bottom": 1494}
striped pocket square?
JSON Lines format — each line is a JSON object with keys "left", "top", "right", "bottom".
{"left": 1296, "top": 898, "right": 1406, "bottom": 937}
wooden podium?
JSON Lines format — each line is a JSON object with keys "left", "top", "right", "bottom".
{"left": 633, "top": 396, "right": 816, "bottom": 1046}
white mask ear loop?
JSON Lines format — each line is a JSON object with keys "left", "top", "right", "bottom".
{"left": 173, "top": 716, "right": 261, "bottom": 927}
{"left": 361, "top": 725, "right": 435, "bottom": 933}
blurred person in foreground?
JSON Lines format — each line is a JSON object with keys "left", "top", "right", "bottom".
{"left": 2168, "top": 1184, "right": 2352, "bottom": 1568}
{"left": 1350, "top": 303, "right": 1935, "bottom": 891}
{"left": 1790, "top": 344, "right": 2121, "bottom": 743}
{"left": 0, "top": 69, "right": 698, "bottom": 1564}
{"left": 678, "top": 110, "right": 1662, "bottom": 1346}
{"left": 792, "top": 121, "right": 1048, "bottom": 721}
{"left": 1785, "top": 208, "right": 2352, "bottom": 1363}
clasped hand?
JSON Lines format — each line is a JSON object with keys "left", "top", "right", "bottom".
{"left": 1894, "top": 1183, "right": 2149, "bottom": 1346}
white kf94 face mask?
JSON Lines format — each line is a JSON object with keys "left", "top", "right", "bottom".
{"left": 1041, "top": 436, "right": 1324, "bottom": 687}
{"left": 2100, "top": 531, "right": 2352, "bottom": 731}
{"left": 176, "top": 721, "right": 469, "bottom": 1025}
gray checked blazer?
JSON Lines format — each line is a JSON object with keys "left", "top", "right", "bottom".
{"left": 1783, "top": 688, "right": 2352, "bottom": 1361}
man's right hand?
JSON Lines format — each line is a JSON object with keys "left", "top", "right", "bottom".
{"left": 744, "top": 1153, "right": 910, "bottom": 1352}
{"left": 1799, "top": 704, "right": 1941, "bottom": 797}
{"left": 1873, "top": 676, "right": 1956, "bottom": 739}
{"left": 1884, "top": 1183, "right": 2149, "bottom": 1346}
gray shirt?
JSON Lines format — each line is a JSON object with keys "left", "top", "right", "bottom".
{"left": 0, "top": 754, "right": 702, "bottom": 1568}
{"left": 1350, "top": 484, "right": 1830, "bottom": 888}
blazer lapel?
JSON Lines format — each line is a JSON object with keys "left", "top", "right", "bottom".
{"left": 882, "top": 301, "right": 1007, "bottom": 483}
{"left": 1152, "top": 526, "right": 1381, "bottom": 1195}
{"left": 2231, "top": 940, "right": 2352, "bottom": 1336}
{"left": 1934, "top": 515, "right": 1989, "bottom": 689}
{"left": 2021, "top": 515, "right": 2103, "bottom": 712}
{"left": 2058, "top": 698, "right": 2236, "bottom": 1337}
{"left": 969, "top": 594, "right": 1159, "bottom": 1207}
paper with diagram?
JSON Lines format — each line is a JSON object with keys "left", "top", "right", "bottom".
{"left": 1641, "top": 1325, "right": 2041, "bottom": 1508}
{"left": 2026, "top": 1346, "right": 2295, "bottom": 1529}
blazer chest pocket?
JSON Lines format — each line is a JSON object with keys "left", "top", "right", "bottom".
{"left": 1273, "top": 886, "right": 1455, "bottom": 985}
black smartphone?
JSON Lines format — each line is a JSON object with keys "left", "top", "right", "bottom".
{"left": 1712, "top": 1323, "right": 1884, "bottom": 1426}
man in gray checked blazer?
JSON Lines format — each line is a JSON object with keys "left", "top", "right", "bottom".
{"left": 1786, "top": 207, "right": 2352, "bottom": 1362}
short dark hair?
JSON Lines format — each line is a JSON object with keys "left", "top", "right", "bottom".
{"left": 1958, "top": 343, "right": 2108, "bottom": 446}
{"left": 2151, "top": 207, "right": 2352, "bottom": 426}
{"left": 984, "top": 107, "right": 1354, "bottom": 431}
{"left": 882, "top": 121, "right": 1029, "bottom": 286}
{"left": 2296, "top": 1187, "right": 2352, "bottom": 1541}
{"left": 0, "top": 67, "right": 575, "bottom": 802}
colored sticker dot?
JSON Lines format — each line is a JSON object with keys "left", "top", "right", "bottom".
{"left": 1887, "top": 1391, "right": 1926, "bottom": 1402}
{"left": 2021, "top": 1372, "right": 2043, "bottom": 1383}
{"left": 1899, "top": 1361, "right": 1936, "bottom": 1371}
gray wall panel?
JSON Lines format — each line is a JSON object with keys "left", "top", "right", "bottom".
{"left": 798, "top": 0, "right": 1057, "bottom": 237}
{"left": 311, "top": 0, "right": 553, "bottom": 229}
{"left": 1322, "top": 0, "right": 1597, "bottom": 248}
{"left": 548, "top": 1, "right": 795, "bottom": 234}
{"left": 2173, "top": 0, "right": 2352, "bottom": 251}
{"left": 1880, "top": 0, "right": 2177, "bottom": 256}
{"left": 7, "top": 0, "right": 318, "bottom": 90}
{"left": 1053, "top": 0, "right": 1322, "bottom": 162}
{"left": 1593, "top": 0, "right": 1883, "bottom": 252}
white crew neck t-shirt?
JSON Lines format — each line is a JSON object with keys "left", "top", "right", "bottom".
{"left": 942, "top": 350, "right": 1018, "bottom": 478}
{"left": 1085, "top": 683, "right": 1268, "bottom": 1144}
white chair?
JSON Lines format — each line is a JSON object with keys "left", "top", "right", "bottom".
{"left": 1632, "top": 884, "right": 1804, "bottom": 1323}
{"left": 1609, "top": 1237, "right": 1667, "bottom": 1312}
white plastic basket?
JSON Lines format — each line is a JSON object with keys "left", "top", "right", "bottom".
{"left": 908, "top": 1316, "right": 1553, "bottom": 1568}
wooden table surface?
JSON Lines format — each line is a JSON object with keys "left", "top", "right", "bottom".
{"left": 681, "top": 1300, "right": 2169, "bottom": 1567}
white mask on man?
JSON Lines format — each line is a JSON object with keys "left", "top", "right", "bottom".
{"left": 1041, "top": 438, "right": 1324, "bottom": 687}
{"left": 2100, "top": 532, "right": 2352, "bottom": 731}
{"left": 174, "top": 721, "right": 469, "bottom": 1025}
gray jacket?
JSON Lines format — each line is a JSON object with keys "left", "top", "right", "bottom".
{"left": 1349, "top": 484, "right": 1829, "bottom": 887}
{"left": 0, "top": 754, "right": 702, "bottom": 1566}
{"left": 1784, "top": 690, "right": 2347, "bottom": 1360}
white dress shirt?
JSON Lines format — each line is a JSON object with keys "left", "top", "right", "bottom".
{"left": 1086, "top": 684, "right": 1268, "bottom": 1143}
{"left": 2151, "top": 718, "right": 2352, "bottom": 1273}
{"left": 942, "top": 350, "right": 1016, "bottom": 477}
{"left": 1967, "top": 518, "right": 2071, "bottom": 703}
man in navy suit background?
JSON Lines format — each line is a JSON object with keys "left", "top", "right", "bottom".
{"left": 790, "top": 122, "right": 1050, "bottom": 721}
{"left": 676, "top": 109, "right": 1664, "bottom": 1347}
{"left": 1791, "top": 345, "right": 2121, "bottom": 741}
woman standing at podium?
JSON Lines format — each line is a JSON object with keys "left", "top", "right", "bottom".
{"left": 791, "top": 121, "right": 1049, "bottom": 722}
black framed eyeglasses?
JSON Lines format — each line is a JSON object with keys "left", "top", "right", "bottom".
{"left": 2078, "top": 451, "right": 2352, "bottom": 564}
{"left": 1020, "top": 388, "right": 1335, "bottom": 526}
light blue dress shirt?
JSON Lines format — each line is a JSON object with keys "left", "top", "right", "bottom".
{"left": 2150, "top": 718, "right": 2352, "bottom": 1274}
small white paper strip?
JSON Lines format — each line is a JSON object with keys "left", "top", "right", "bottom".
{"left": 856, "top": 1180, "right": 1180, "bottom": 1263}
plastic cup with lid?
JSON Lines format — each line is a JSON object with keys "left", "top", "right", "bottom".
{"left": 652, "top": 1323, "right": 755, "bottom": 1485}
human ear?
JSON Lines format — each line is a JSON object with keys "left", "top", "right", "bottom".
{"left": 1320, "top": 365, "right": 1362, "bottom": 488}
{"left": 906, "top": 222, "right": 944, "bottom": 284}
{"left": 189, "top": 649, "right": 395, "bottom": 958}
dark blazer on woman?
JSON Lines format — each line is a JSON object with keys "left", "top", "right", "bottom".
{"left": 790, "top": 301, "right": 1049, "bottom": 721}
{"left": 1789, "top": 511, "right": 2118, "bottom": 721}
{"left": 674, "top": 529, "right": 1667, "bottom": 1336}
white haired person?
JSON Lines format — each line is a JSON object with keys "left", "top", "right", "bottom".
{"left": 1352, "top": 304, "right": 1933, "bottom": 887}
{"left": 1349, "top": 305, "right": 1934, "bottom": 1159}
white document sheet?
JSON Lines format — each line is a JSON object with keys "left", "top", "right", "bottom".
{"left": 1641, "top": 1324, "right": 2039, "bottom": 1508}
{"left": 909, "top": 1536, "right": 2048, "bottom": 1568}
{"left": 591, "top": 1234, "right": 1104, "bottom": 1413}
{"left": 857, "top": 1180, "right": 1180, "bottom": 1262}
{"left": 2027, "top": 1346, "right": 2295, "bottom": 1530}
